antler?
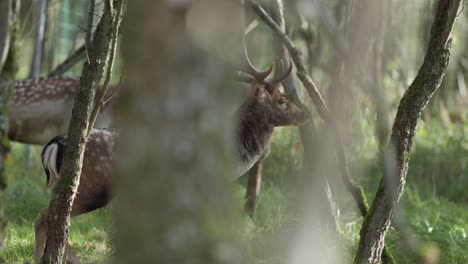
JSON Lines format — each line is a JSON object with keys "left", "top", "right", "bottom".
{"left": 269, "top": 60, "right": 293, "bottom": 85}
{"left": 240, "top": 33, "right": 273, "bottom": 82}
{"left": 238, "top": 0, "right": 273, "bottom": 83}
{"left": 237, "top": 1, "right": 293, "bottom": 89}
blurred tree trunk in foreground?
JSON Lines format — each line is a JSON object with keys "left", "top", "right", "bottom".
{"left": 354, "top": 1, "right": 463, "bottom": 263}
{"left": 40, "top": 1, "right": 124, "bottom": 263}
{"left": 114, "top": 1, "right": 241, "bottom": 264}
{"left": 0, "top": 0, "right": 19, "bottom": 253}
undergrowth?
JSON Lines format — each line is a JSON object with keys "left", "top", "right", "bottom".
{"left": 1, "top": 121, "right": 466, "bottom": 263}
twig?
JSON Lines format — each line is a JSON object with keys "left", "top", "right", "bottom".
{"left": 48, "top": 44, "right": 85, "bottom": 76}
{"left": 246, "top": 2, "right": 398, "bottom": 262}
{"left": 103, "top": 70, "right": 124, "bottom": 106}
{"left": 84, "top": 0, "right": 95, "bottom": 63}
{"left": 245, "top": 0, "right": 370, "bottom": 217}
{"left": 354, "top": 0, "right": 463, "bottom": 262}
{"left": 246, "top": 0, "right": 329, "bottom": 120}
{"left": 87, "top": 0, "right": 125, "bottom": 136}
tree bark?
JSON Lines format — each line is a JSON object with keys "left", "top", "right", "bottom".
{"left": 0, "top": 0, "right": 12, "bottom": 73}
{"left": 113, "top": 1, "right": 241, "bottom": 263}
{"left": 0, "top": 0, "right": 19, "bottom": 253}
{"left": 39, "top": 1, "right": 123, "bottom": 263}
{"left": 354, "top": 1, "right": 463, "bottom": 263}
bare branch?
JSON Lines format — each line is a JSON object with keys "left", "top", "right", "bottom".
{"left": 103, "top": 70, "right": 124, "bottom": 106}
{"left": 0, "top": 0, "right": 12, "bottom": 73}
{"left": 354, "top": 1, "right": 463, "bottom": 263}
{"left": 246, "top": 2, "right": 398, "bottom": 262}
{"left": 246, "top": 0, "right": 329, "bottom": 120}
{"left": 246, "top": 0, "right": 371, "bottom": 219}
{"left": 48, "top": 44, "right": 85, "bottom": 77}
{"left": 85, "top": 0, "right": 95, "bottom": 63}
{"left": 87, "top": 0, "right": 126, "bottom": 136}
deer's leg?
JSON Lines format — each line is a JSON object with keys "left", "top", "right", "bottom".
{"left": 63, "top": 204, "right": 85, "bottom": 264}
{"left": 34, "top": 208, "right": 81, "bottom": 264}
{"left": 34, "top": 209, "right": 49, "bottom": 264}
{"left": 244, "top": 160, "right": 263, "bottom": 218}
{"left": 64, "top": 242, "right": 80, "bottom": 264}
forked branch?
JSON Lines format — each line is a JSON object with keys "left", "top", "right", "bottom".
{"left": 354, "top": 1, "right": 463, "bottom": 263}
{"left": 244, "top": 1, "right": 394, "bottom": 262}
{"left": 87, "top": 0, "right": 126, "bottom": 136}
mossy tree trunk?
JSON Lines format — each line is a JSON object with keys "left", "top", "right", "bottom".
{"left": 113, "top": 1, "right": 241, "bottom": 263}
{"left": 0, "top": 0, "right": 19, "bottom": 253}
{"left": 39, "top": 1, "right": 124, "bottom": 263}
{"left": 354, "top": 1, "right": 463, "bottom": 263}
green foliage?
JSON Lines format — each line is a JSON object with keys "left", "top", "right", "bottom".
{"left": 2, "top": 121, "right": 467, "bottom": 263}
{"left": 344, "top": 120, "right": 467, "bottom": 263}
{"left": 263, "top": 127, "right": 303, "bottom": 186}
{"left": 409, "top": 122, "right": 468, "bottom": 202}
{"left": 245, "top": 121, "right": 467, "bottom": 263}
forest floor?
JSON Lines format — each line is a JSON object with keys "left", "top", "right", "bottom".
{"left": 1, "top": 121, "right": 467, "bottom": 263}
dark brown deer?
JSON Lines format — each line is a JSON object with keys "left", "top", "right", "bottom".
{"left": 10, "top": 77, "right": 114, "bottom": 145}
{"left": 235, "top": 32, "right": 309, "bottom": 216}
{"left": 234, "top": 64, "right": 308, "bottom": 176}
{"left": 33, "top": 46, "right": 307, "bottom": 264}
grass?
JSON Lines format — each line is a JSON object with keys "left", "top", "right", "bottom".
{"left": 1, "top": 122, "right": 467, "bottom": 263}
{"left": 1, "top": 144, "right": 113, "bottom": 264}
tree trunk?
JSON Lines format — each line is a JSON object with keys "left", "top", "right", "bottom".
{"left": 354, "top": 1, "right": 463, "bottom": 263}
{"left": 0, "top": 0, "right": 19, "bottom": 253}
{"left": 39, "top": 1, "right": 123, "bottom": 263}
{"left": 113, "top": 1, "right": 241, "bottom": 263}
{"left": 0, "top": 0, "right": 12, "bottom": 73}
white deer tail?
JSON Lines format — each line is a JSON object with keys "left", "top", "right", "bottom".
{"left": 41, "top": 135, "right": 67, "bottom": 188}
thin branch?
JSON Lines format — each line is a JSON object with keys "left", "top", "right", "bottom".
{"left": 245, "top": 0, "right": 370, "bottom": 219}
{"left": 48, "top": 44, "right": 85, "bottom": 76}
{"left": 85, "top": 0, "right": 95, "bottom": 63}
{"left": 246, "top": 2, "right": 398, "bottom": 262}
{"left": 0, "top": 0, "right": 11, "bottom": 74}
{"left": 246, "top": 0, "right": 329, "bottom": 120}
{"left": 103, "top": 70, "right": 124, "bottom": 106}
{"left": 354, "top": 0, "right": 463, "bottom": 263}
{"left": 87, "top": 0, "right": 125, "bottom": 136}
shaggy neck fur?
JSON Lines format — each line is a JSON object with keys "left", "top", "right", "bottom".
{"left": 234, "top": 99, "right": 274, "bottom": 176}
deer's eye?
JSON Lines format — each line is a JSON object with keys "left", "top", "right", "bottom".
{"left": 278, "top": 98, "right": 286, "bottom": 105}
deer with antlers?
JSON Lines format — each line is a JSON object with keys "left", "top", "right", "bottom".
{"left": 33, "top": 29, "right": 307, "bottom": 264}
{"left": 10, "top": 77, "right": 114, "bottom": 145}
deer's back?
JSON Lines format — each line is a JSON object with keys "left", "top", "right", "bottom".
{"left": 42, "top": 128, "right": 117, "bottom": 216}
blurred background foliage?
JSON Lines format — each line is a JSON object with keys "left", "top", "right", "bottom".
{"left": 0, "top": 0, "right": 467, "bottom": 263}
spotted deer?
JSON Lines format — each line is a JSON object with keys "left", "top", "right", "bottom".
{"left": 35, "top": 128, "right": 116, "bottom": 264}
{"left": 10, "top": 77, "right": 114, "bottom": 145}
{"left": 33, "top": 42, "right": 308, "bottom": 264}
